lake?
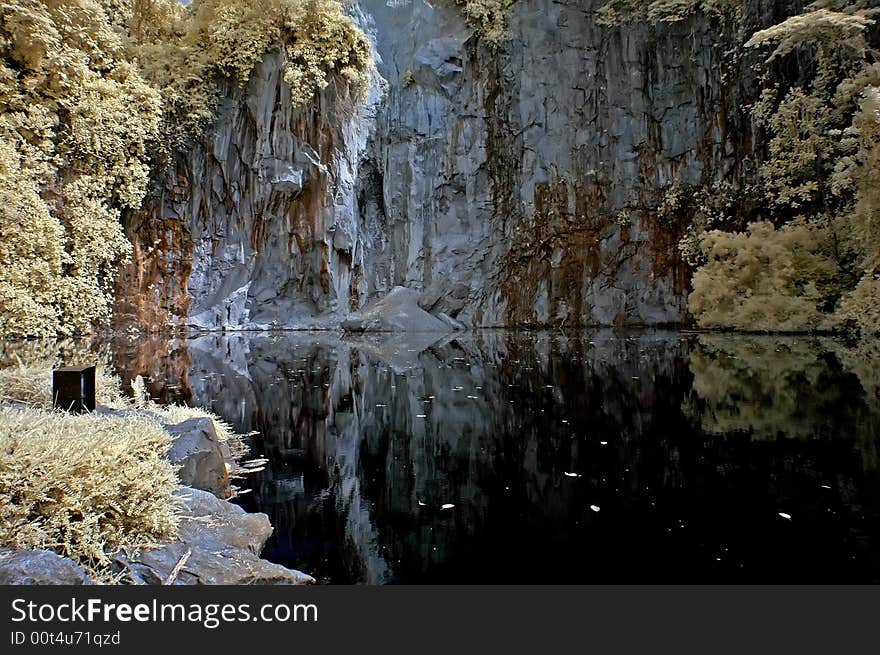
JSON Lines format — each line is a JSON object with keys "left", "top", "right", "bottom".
{"left": 19, "top": 330, "right": 880, "bottom": 583}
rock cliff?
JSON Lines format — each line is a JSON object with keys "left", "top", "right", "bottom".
{"left": 117, "top": 0, "right": 767, "bottom": 331}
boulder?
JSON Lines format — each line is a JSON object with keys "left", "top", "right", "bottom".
{"left": 0, "top": 548, "right": 91, "bottom": 585}
{"left": 115, "top": 487, "right": 314, "bottom": 585}
{"left": 166, "top": 418, "right": 229, "bottom": 495}
{"left": 342, "top": 286, "right": 452, "bottom": 333}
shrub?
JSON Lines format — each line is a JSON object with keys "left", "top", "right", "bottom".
{"left": 0, "top": 359, "right": 250, "bottom": 579}
{"left": 689, "top": 221, "right": 842, "bottom": 331}
{"left": 455, "top": 0, "right": 515, "bottom": 46}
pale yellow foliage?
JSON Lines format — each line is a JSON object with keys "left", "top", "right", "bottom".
{"left": 0, "top": 0, "right": 162, "bottom": 338}
{"left": 455, "top": 0, "right": 515, "bottom": 45}
{"left": 0, "top": 360, "right": 252, "bottom": 578}
{"left": 0, "top": 361, "right": 122, "bottom": 408}
{"left": 596, "top": 0, "right": 739, "bottom": 26}
{"left": 0, "top": 141, "right": 64, "bottom": 337}
{"left": 0, "top": 407, "right": 179, "bottom": 579}
{"left": 837, "top": 273, "right": 880, "bottom": 335}
{"left": 689, "top": 221, "right": 842, "bottom": 332}
{"left": 128, "top": 0, "right": 373, "bottom": 149}
{"left": 0, "top": 0, "right": 372, "bottom": 338}
{"left": 745, "top": 9, "right": 873, "bottom": 63}
{"left": 685, "top": 6, "right": 879, "bottom": 335}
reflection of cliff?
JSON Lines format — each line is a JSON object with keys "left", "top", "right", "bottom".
{"left": 106, "top": 331, "right": 880, "bottom": 583}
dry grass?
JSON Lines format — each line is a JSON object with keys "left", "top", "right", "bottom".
{"left": 0, "top": 362, "right": 246, "bottom": 456}
{"left": 0, "top": 360, "right": 123, "bottom": 408}
{"left": 0, "top": 362, "right": 249, "bottom": 581}
{"left": 0, "top": 407, "right": 179, "bottom": 581}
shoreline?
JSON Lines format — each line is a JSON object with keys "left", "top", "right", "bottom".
{"left": 0, "top": 397, "right": 315, "bottom": 586}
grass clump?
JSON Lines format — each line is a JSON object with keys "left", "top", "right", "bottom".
{"left": 0, "top": 359, "right": 249, "bottom": 580}
{"left": 0, "top": 407, "right": 179, "bottom": 581}
{"left": 0, "top": 361, "right": 123, "bottom": 408}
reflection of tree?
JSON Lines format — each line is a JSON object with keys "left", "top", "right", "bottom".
{"left": 831, "top": 340, "right": 880, "bottom": 406}
{"left": 685, "top": 336, "right": 879, "bottom": 453}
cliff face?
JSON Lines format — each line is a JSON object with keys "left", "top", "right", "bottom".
{"left": 117, "top": 0, "right": 766, "bottom": 331}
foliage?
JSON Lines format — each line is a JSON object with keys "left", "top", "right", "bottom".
{"left": 0, "top": 358, "right": 251, "bottom": 579}
{"left": 745, "top": 9, "right": 872, "bottom": 83}
{"left": 689, "top": 221, "right": 843, "bottom": 331}
{"left": 659, "top": 180, "right": 754, "bottom": 267}
{"left": 0, "top": 0, "right": 161, "bottom": 338}
{"left": 126, "top": 0, "right": 373, "bottom": 151}
{"left": 0, "top": 0, "right": 372, "bottom": 338}
{"left": 596, "top": 0, "right": 740, "bottom": 26}
{"left": 682, "top": 4, "right": 880, "bottom": 335}
{"left": 455, "top": 0, "right": 515, "bottom": 45}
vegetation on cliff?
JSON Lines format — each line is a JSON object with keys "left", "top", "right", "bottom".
{"left": 687, "top": 6, "right": 880, "bottom": 335}
{"left": 0, "top": 0, "right": 372, "bottom": 338}
{"left": 455, "top": 0, "right": 515, "bottom": 45}
{"left": 599, "top": 1, "right": 879, "bottom": 335}
{"left": 123, "top": 0, "right": 373, "bottom": 152}
{"left": 0, "top": 0, "right": 162, "bottom": 338}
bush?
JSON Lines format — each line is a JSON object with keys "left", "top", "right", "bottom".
{"left": 688, "top": 221, "right": 842, "bottom": 331}
{"left": 0, "top": 359, "right": 249, "bottom": 579}
{"left": 455, "top": 0, "right": 515, "bottom": 45}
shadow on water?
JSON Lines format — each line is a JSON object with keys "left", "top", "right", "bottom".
{"left": 9, "top": 330, "right": 880, "bottom": 583}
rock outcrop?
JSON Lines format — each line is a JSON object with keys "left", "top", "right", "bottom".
{"left": 117, "top": 0, "right": 765, "bottom": 331}
{"left": 166, "top": 417, "right": 230, "bottom": 496}
{"left": 342, "top": 286, "right": 451, "bottom": 332}
{"left": 0, "top": 548, "right": 91, "bottom": 585}
{"left": 114, "top": 487, "right": 315, "bottom": 585}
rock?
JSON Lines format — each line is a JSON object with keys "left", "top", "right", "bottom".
{"left": 118, "top": 0, "right": 764, "bottom": 331}
{"left": 342, "top": 286, "right": 452, "bottom": 332}
{"left": 0, "top": 548, "right": 91, "bottom": 585}
{"left": 116, "top": 487, "right": 314, "bottom": 585}
{"left": 166, "top": 418, "right": 229, "bottom": 496}
{"left": 436, "top": 312, "right": 466, "bottom": 331}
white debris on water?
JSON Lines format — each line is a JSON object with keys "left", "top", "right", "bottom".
{"left": 779, "top": 512, "right": 792, "bottom": 520}
{"left": 564, "top": 472, "right": 581, "bottom": 478}
{"left": 441, "top": 504, "right": 455, "bottom": 510}
{"left": 590, "top": 505, "right": 600, "bottom": 512}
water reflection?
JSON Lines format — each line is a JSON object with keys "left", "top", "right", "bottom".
{"left": 7, "top": 330, "right": 880, "bottom": 582}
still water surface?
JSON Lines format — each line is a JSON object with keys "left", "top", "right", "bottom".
{"left": 25, "top": 330, "right": 880, "bottom": 583}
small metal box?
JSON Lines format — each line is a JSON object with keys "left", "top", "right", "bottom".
{"left": 52, "top": 365, "right": 96, "bottom": 413}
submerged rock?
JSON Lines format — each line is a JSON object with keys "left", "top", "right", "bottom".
{"left": 166, "top": 417, "right": 229, "bottom": 496}
{"left": 115, "top": 487, "right": 314, "bottom": 585}
{"left": 342, "top": 286, "right": 452, "bottom": 332}
{"left": 0, "top": 548, "right": 91, "bottom": 585}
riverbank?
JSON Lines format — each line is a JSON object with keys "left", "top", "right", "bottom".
{"left": 0, "top": 364, "right": 314, "bottom": 585}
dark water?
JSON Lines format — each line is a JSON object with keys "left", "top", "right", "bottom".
{"left": 11, "top": 330, "right": 880, "bottom": 583}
